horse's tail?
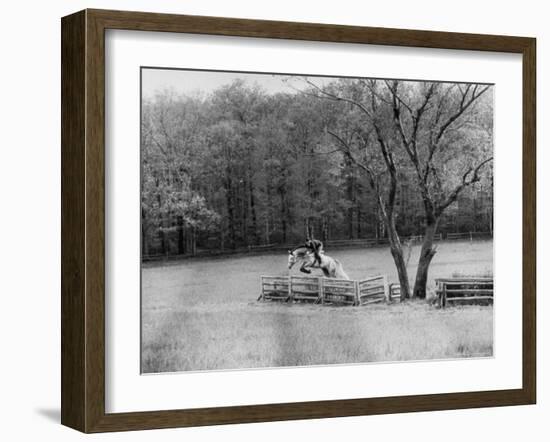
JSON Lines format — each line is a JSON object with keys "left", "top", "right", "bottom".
{"left": 334, "top": 259, "right": 350, "bottom": 280}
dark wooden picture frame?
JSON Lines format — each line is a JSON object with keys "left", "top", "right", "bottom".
{"left": 61, "top": 9, "right": 536, "bottom": 433}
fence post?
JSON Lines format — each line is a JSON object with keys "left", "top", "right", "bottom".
{"left": 288, "top": 275, "right": 293, "bottom": 303}
{"left": 258, "top": 276, "right": 265, "bottom": 301}
{"left": 318, "top": 277, "right": 324, "bottom": 305}
{"left": 383, "top": 275, "right": 390, "bottom": 303}
{"left": 354, "top": 280, "right": 360, "bottom": 306}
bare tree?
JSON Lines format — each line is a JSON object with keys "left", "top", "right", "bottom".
{"left": 300, "top": 78, "right": 412, "bottom": 300}
{"left": 385, "top": 80, "right": 492, "bottom": 298}
{"left": 300, "top": 77, "right": 493, "bottom": 299}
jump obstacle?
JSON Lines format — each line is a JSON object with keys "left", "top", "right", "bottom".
{"left": 435, "top": 277, "right": 493, "bottom": 308}
{"left": 258, "top": 275, "right": 401, "bottom": 306}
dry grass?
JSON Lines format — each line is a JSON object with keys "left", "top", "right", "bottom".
{"left": 142, "top": 239, "right": 493, "bottom": 373}
{"left": 142, "top": 301, "right": 492, "bottom": 373}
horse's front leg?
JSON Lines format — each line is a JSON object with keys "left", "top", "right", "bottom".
{"left": 299, "top": 262, "right": 312, "bottom": 274}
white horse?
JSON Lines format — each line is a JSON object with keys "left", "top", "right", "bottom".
{"left": 287, "top": 247, "right": 350, "bottom": 280}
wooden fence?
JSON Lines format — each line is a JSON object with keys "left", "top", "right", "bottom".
{"left": 259, "top": 276, "right": 290, "bottom": 302}
{"left": 143, "top": 232, "right": 493, "bottom": 261}
{"left": 389, "top": 283, "right": 402, "bottom": 302}
{"left": 435, "top": 277, "right": 494, "bottom": 308}
{"left": 324, "top": 238, "right": 388, "bottom": 248}
{"left": 445, "top": 231, "right": 492, "bottom": 241}
{"left": 259, "top": 275, "right": 394, "bottom": 306}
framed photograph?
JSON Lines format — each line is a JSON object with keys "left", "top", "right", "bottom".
{"left": 61, "top": 9, "right": 536, "bottom": 433}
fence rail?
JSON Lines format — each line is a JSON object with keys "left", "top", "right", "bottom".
{"left": 324, "top": 238, "right": 389, "bottom": 248}
{"left": 259, "top": 275, "right": 394, "bottom": 306}
{"left": 435, "top": 277, "right": 493, "bottom": 308}
{"left": 260, "top": 276, "right": 290, "bottom": 302}
{"left": 143, "top": 232, "right": 492, "bottom": 261}
{"left": 389, "top": 283, "right": 402, "bottom": 301}
{"left": 446, "top": 231, "right": 492, "bottom": 241}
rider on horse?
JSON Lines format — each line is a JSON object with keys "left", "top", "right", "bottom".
{"left": 288, "top": 238, "right": 349, "bottom": 280}
{"left": 304, "top": 238, "right": 323, "bottom": 267}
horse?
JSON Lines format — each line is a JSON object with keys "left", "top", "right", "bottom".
{"left": 287, "top": 247, "right": 350, "bottom": 280}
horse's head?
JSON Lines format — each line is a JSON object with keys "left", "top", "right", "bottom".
{"left": 287, "top": 250, "right": 297, "bottom": 269}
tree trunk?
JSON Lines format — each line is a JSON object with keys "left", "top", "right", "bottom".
{"left": 177, "top": 216, "right": 185, "bottom": 255}
{"left": 306, "top": 218, "right": 313, "bottom": 239}
{"left": 322, "top": 217, "right": 328, "bottom": 242}
{"left": 249, "top": 178, "right": 258, "bottom": 245}
{"left": 412, "top": 218, "right": 440, "bottom": 298}
{"left": 386, "top": 218, "right": 410, "bottom": 300}
{"left": 159, "top": 222, "right": 166, "bottom": 256}
{"left": 141, "top": 224, "right": 148, "bottom": 258}
{"left": 279, "top": 185, "right": 287, "bottom": 243}
{"left": 191, "top": 226, "right": 197, "bottom": 256}
{"left": 225, "top": 182, "right": 236, "bottom": 249}
{"left": 156, "top": 189, "right": 166, "bottom": 255}
{"left": 264, "top": 216, "right": 270, "bottom": 245}
{"left": 141, "top": 208, "right": 148, "bottom": 258}
{"left": 348, "top": 207, "right": 354, "bottom": 239}
{"left": 242, "top": 181, "right": 248, "bottom": 246}
{"left": 377, "top": 207, "right": 386, "bottom": 241}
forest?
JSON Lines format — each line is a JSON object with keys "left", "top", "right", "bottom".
{"left": 141, "top": 75, "right": 493, "bottom": 297}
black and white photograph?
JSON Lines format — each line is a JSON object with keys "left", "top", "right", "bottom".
{"left": 140, "top": 68, "right": 494, "bottom": 374}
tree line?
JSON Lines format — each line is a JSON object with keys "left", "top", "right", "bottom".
{"left": 141, "top": 76, "right": 493, "bottom": 298}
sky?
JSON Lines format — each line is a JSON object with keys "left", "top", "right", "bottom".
{"left": 140, "top": 67, "right": 492, "bottom": 100}
{"left": 141, "top": 68, "right": 330, "bottom": 98}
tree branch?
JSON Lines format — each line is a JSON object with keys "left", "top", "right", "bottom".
{"left": 301, "top": 78, "right": 374, "bottom": 120}
{"left": 435, "top": 84, "right": 490, "bottom": 145}
{"left": 325, "top": 129, "right": 375, "bottom": 182}
{"left": 325, "top": 128, "right": 394, "bottom": 218}
{"left": 423, "top": 84, "right": 489, "bottom": 182}
{"left": 384, "top": 80, "right": 414, "bottom": 114}
{"left": 436, "top": 156, "right": 493, "bottom": 216}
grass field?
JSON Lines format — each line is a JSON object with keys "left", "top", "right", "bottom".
{"left": 141, "top": 239, "right": 493, "bottom": 373}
